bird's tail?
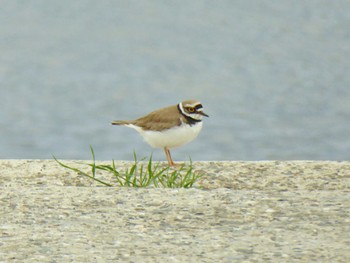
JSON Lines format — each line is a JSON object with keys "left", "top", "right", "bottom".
{"left": 111, "top": 120, "right": 131, "bottom": 125}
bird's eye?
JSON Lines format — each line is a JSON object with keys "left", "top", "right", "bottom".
{"left": 188, "top": 107, "right": 195, "bottom": 113}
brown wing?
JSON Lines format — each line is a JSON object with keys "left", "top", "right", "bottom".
{"left": 133, "top": 105, "right": 181, "bottom": 131}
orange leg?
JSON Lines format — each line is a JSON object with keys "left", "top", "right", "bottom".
{"left": 163, "top": 147, "right": 175, "bottom": 166}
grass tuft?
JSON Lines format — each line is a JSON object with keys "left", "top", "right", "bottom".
{"left": 53, "top": 146, "right": 204, "bottom": 188}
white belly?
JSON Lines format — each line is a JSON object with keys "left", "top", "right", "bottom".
{"left": 128, "top": 122, "right": 203, "bottom": 149}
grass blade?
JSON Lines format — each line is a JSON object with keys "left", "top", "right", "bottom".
{"left": 53, "top": 155, "right": 112, "bottom": 187}
{"left": 53, "top": 146, "right": 204, "bottom": 188}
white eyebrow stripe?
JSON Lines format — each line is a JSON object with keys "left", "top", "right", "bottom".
{"left": 187, "top": 103, "right": 202, "bottom": 108}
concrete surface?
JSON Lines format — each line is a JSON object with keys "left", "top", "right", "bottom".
{"left": 0, "top": 160, "right": 349, "bottom": 262}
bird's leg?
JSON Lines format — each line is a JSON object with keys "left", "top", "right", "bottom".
{"left": 164, "top": 147, "right": 175, "bottom": 166}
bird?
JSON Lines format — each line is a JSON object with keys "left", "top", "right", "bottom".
{"left": 111, "top": 100, "right": 209, "bottom": 166}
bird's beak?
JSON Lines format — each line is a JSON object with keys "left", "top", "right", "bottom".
{"left": 199, "top": 111, "right": 209, "bottom": 117}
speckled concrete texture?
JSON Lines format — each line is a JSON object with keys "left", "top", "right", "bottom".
{"left": 1, "top": 160, "right": 349, "bottom": 262}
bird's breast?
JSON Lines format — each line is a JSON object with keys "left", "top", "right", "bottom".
{"left": 137, "top": 122, "right": 203, "bottom": 149}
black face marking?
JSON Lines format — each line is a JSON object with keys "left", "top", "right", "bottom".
{"left": 186, "top": 107, "right": 195, "bottom": 113}
{"left": 185, "top": 104, "right": 203, "bottom": 114}
{"left": 177, "top": 104, "right": 202, "bottom": 126}
{"left": 195, "top": 104, "right": 203, "bottom": 110}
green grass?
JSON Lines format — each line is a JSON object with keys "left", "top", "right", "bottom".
{"left": 53, "top": 146, "right": 204, "bottom": 188}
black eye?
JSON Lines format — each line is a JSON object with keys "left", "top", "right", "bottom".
{"left": 188, "top": 107, "right": 195, "bottom": 113}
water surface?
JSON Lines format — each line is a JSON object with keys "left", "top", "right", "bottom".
{"left": 1, "top": 1, "right": 349, "bottom": 161}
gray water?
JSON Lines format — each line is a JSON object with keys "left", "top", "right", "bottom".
{"left": 1, "top": 1, "right": 350, "bottom": 161}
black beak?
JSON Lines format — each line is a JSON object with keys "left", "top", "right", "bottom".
{"left": 199, "top": 111, "right": 209, "bottom": 117}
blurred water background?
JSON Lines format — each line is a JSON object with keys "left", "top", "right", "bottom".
{"left": 1, "top": 1, "right": 350, "bottom": 161}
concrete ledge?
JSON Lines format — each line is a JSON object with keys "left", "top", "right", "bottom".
{"left": 1, "top": 160, "right": 349, "bottom": 262}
